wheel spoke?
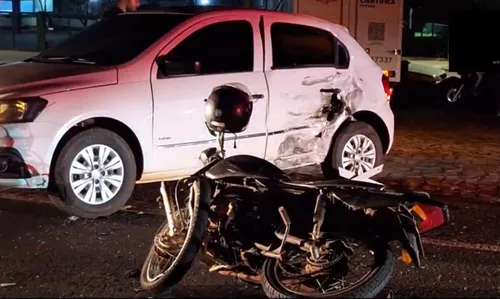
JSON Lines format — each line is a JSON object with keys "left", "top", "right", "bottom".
{"left": 98, "top": 145, "right": 111, "bottom": 168}
{"left": 359, "top": 160, "right": 373, "bottom": 172}
{"left": 80, "top": 148, "right": 93, "bottom": 167}
{"left": 104, "top": 175, "right": 123, "bottom": 188}
{"left": 360, "top": 138, "right": 370, "bottom": 152}
{"left": 342, "top": 159, "right": 355, "bottom": 169}
{"left": 350, "top": 137, "right": 357, "bottom": 152}
{"left": 70, "top": 161, "right": 90, "bottom": 175}
{"left": 103, "top": 156, "right": 122, "bottom": 171}
{"left": 358, "top": 162, "right": 369, "bottom": 174}
{"left": 71, "top": 178, "right": 92, "bottom": 195}
{"left": 83, "top": 181, "right": 97, "bottom": 203}
{"left": 344, "top": 141, "right": 356, "bottom": 155}
{"left": 362, "top": 148, "right": 376, "bottom": 160}
{"left": 101, "top": 180, "right": 114, "bottom": 203}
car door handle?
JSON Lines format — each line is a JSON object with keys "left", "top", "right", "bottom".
{"left": 320, "top": 88, "right": 341, "bottom": 93}
{"left": 252, "top": 93, "right": 265, "bottom": 100}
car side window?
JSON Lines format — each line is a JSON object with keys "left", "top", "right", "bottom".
{"left": 163, "top": 20, "right": 254, "bottom": 76}
{"left": 270, "top": 22, "right": 349, "bottom": 69}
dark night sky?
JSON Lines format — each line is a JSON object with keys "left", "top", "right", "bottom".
{"left": 405, "top": 0, "right": 500, "bottom": 24}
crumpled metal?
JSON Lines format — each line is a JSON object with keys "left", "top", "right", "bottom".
{"left": 273, "top": 70, "right": 364, "bottom": 169}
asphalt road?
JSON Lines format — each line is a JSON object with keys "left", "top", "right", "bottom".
{"left": 1, "top": 195, "right": 500, "bottom": 298}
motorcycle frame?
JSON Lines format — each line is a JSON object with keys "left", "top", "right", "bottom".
{"left": 156, "top": 129, "right": 449, "bottom": 290}
{"left": 201, "top": 175, "right": 441, "bottom": 268}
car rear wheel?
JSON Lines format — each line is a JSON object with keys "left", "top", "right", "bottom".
{"left": 322, "top": 121, "right": 383, "bottom": 179}
{"left": 49, "top": 128, "right": 137, "bottom": 219}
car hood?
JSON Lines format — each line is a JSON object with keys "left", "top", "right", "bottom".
{"left": 0, "top": 61, "right": 118, "bottom": 99}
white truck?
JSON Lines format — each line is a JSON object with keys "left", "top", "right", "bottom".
{"left": 292, "top": 0, "right": 404, "bottom": 83}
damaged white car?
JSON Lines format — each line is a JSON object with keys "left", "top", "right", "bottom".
{"left": 0, "top": 7, "right": 394, "bottom": 218}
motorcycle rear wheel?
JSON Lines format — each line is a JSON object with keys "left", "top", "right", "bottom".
{"left": 139, "top": 178, "right": 211, "bottom": 295}
{"left": 261, "top": 243, "right": 394, "bottom": 298}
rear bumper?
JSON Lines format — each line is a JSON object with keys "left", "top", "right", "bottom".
{"left": 384, "top": 106, "right": 395, "bottom": 154}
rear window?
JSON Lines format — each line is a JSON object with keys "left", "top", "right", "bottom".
{"left": 270, "top": 22, "right": 349, "bottom": 69}
{"left": 39, "top": 13, "right": 191, "bottom": 66}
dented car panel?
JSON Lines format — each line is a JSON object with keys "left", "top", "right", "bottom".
{"left": 0, "top": 9, "right": 394, "bottom": 206}
{"left": 261, "top": 13, "right": 394, "bottom": 169}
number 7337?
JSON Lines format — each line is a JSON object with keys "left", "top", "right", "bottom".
{"left": 371, "top": 56, "right": 393, "bottom": 63}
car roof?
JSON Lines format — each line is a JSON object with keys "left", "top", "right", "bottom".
{"left": 135, "top": 5, "right": 271, "bottom": 15}
{"left": 129, "top": 5, "right": 337, "bottom": 27}
{"left": 127, "top": 5, "right": 349, "bottom": 35}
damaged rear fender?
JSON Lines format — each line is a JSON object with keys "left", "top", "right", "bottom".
{"left": 368, "top": 206, "right": 425, "bottom": 268}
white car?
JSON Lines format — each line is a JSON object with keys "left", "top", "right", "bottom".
{"left": 0, "top": 7, "right": 394, "bottom": 218}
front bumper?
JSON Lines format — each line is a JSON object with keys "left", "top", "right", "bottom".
{"left": 0, "top": 176, "right": 48, "bottom": 189}
{"left": 0, "top": 122, "right": 61, "bottom": 190}
{"left": 0, "top": 147, "right": 48, "bottom": 189}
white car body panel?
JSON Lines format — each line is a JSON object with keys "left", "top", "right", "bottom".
{"left": 0, "top": 9, "right": 394, "bottom": 189}
{"left": 151, "top": 14, "right": 268, "bottom": 175}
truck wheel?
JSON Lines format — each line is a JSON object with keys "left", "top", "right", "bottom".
{"left": 322, "top": 121, "right": 383, "bottom": 179}
{"left": 49, "top": 128, "right": 137, "bottom": 219}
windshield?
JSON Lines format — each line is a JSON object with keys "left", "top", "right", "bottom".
{"left": 37, "top": 13, "right": 191, "bottom": 66}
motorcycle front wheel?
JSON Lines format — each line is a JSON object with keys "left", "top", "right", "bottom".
{"left": 140, "top": 178, "right": 211, "bottom": 296}
{"left": 262, "top": 240, "right": 394, "bottom": 298}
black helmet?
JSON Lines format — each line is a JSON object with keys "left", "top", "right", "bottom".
{"left": 205, "top": 83, "right": 253, "bottom": 134}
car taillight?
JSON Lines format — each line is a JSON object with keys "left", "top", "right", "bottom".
{"left": 382, "top": 75, "right": 393, "bottom": 101}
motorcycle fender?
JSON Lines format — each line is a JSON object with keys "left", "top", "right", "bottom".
{"left": 370, "top": 206, "right": 424, "bottom": 268}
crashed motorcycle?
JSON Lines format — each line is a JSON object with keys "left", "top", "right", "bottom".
{"left": 139, "top": 85, "right": 449, "bottom": 298}
{"left": 440, "top": 71, "right": 500, "bottom": 109}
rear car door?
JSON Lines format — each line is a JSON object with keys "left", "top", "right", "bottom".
{"left": 262, "top": 16, "right": 351, "bottom": 169}
{"left": 150, "top": 15, "right": 268, "bottom": 175}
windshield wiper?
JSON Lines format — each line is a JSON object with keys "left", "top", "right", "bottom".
{"left": 26, "top": 56, "right": 96, "bottom": 65}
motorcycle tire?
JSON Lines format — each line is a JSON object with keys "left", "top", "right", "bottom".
{"left": 261, "top": 247, "right": 394, "bottom": 298}
{"left": 139, "top": 178, "right": 211, "bottom": 296}
{"left": 437, "top": 76, "right": 464, "bottom": 108}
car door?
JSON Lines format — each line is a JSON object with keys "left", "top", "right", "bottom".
{"left": 262, "top": 16, "right": 350, "bottom": 169}
{"left": 150, "top": 15, "right": 268, "bottom": 175}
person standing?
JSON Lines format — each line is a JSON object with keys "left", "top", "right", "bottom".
{"left": 101, "top": 0, "right": 140, "bottom": 19}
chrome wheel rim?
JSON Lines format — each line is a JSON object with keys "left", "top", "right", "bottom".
{"left": 341, "top": 134, "right": 376, "bottom": 175}
{"left": 69, "top": 144, "right": 124, "bottom": 205}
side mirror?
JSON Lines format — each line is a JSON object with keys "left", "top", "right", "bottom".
{"left": 156, "top": 56, "right": 201, "bottom": 77}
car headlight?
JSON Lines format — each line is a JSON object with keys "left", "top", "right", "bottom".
{"left": 0, "top": 97, "right": 48, "bottom": 124}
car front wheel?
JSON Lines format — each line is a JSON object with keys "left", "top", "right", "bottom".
{"left": 322, "top": 121, "right": 383, "bottom": 179}
{"left": 49, "top": 128, "right": 137, "bottom": 219}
